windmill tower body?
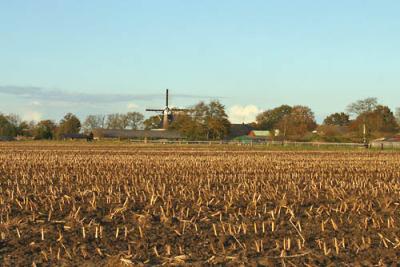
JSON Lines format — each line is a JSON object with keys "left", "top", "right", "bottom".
{"left": 163, "top": 110, "right": 169, "bottom": 130}
{"left": 146, "top": 89, "right": 188, "bottom": 130}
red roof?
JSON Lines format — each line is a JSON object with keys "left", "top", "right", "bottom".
{"left": 386, "top": 135, "right": 400, "bottom": 142}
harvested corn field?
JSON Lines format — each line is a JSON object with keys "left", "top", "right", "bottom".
{"left": 1, "top": 143, "right": 400, "bottom": 266}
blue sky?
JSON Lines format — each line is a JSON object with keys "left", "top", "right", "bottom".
{"left": 1, "top": 0, "right": 399, "bottom": 123}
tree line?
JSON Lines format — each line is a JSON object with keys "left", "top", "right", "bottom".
{"left": 254, "top": 97, "right": 400, "bottom": 142}
{"left": 1, "top": 98, "right": 399, "bottom": 142}
{"left": 0, "top": 112, "right": 144, "bottom": 140}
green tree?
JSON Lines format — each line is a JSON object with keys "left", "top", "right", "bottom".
{"left": 143, "top": 115, "right": 162, "bottom": 130}
{"left": 372, "top": 105, "right": 398, "bottom": 133}
{"left": 34, "top": 120, "right": 56, "bottom": 140}
{"left": 363, "top": 106, "right": 396, "bottom": 132}
{"left": 205, "top": 101, "right": 230, "bottom": 140}
{"left": 170, "top": 100, "right": 230, "bottom": 140}
{"left": 256, "top": 105, "right": 292, "bottom": 130}
{"left": 17, "top": 121, "right": 35, "bottom": 137}
{"left": 276, "top": 105, "right": 317, "bottom": 138}
{"left": 349, "top": 105, "right": 398, "bottom": 139}
{"left": 169, "top": 112, "right": 201, "bottom": 140}
{"left": 0, "top": 114, "right": 17, "bottom": 137}
{"left": 57, "top": 113, "right": 81, "bottom": 138}
{"left": 4, "top": 114, "right": 33, "bottom": 136}
{"left": 323, "top": 112, "right": 350, "bottom": 126}
{"left": 396, "top": 107, "right": 400, "bottom": 125}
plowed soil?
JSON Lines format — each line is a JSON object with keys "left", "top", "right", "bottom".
{"left": 0, "top": 143, "right": 400, "bottom": 266}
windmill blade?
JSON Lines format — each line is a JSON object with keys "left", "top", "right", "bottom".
{"left": 146, "top": 109, "right": 164, "bottom": 112}
{"left": 145, "top": 89, "right": 195, "bottom": 130}
{"left": 171, "top": 108, "right": 193, "bottom": 112}
{"left": 166, "top": 89, "right": 169, "bottom": 108}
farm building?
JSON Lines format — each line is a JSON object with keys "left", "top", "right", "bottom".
{"left": 227, "top": 123, "right": 254, "bottom": 140}
{"left": 60, "top": 133, "right": 88, "bottom": 140}
{"left": 248, "top": 130, "right": 272, "bottom": 139}
{"left": 0, "top": 136, "right": 15, "bottom": 141}
{"left": 92, "top": 129, "right": 182, "bottom": 140}
{"left": 370, "top": 135, "right": 400, "bottom": 149}
{"left": 232, "top": 135, "right": 255, "bottom": 144}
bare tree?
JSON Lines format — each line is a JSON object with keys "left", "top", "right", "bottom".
{"left": 347, "top": 98, "right": 379, "bottom": 145}
{"left": 5, "top": 113, "right": 21, "bottom": 128}
{"left": 83, "top": 115, "right": 106, "bottom": 132}
{"left": 106, "top": 114, "right": 124, "bottom": 129}
{"left": 347, "top": 97, "right": 378, "bottom": 116}
{"left": 125, "top": 112, "right": 144, "bottom": 129}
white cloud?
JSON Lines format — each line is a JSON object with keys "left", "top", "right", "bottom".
{"left": 228, "top": 105, "right": 261, "bottom": 123}
{"left": 0, "top": 85, "right": 219, "bottom": 105}
{"left": 127, "top": 103, "right": 138, "bottom": 110}
{"left": 23, "top": 111, "right": 42, "bottom": 122}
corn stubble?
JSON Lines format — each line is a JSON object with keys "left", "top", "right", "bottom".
{"left": 0, "top": 144, "right": 400, "bottom": 266}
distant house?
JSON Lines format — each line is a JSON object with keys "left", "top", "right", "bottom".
{"left": 60, "top": 133, "right": 88, "bottom": 140}
{"left": 248, "top": 130, "right": 272, "bottom": 139}
{"left": 0, "top": 136, "right": 15, "bottom": 141}
{"left": 370, "top": 135, "right": 400, "bottom": 149}
{"left": 92, "top": 129, "right": 182, "bottom": 140}
{"left": 233, "top": 135, "right": 255, "bottom": 144}
{"left": 227, "top": 124, "right": 254, "bottom": 140}
{"left": 16, "top": 135, "right": 34, "bottom": 141}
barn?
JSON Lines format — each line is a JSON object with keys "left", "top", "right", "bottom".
{"left": 0, "top": 136, "right": 15, "bottom": 141}
{"left": 60, "top": 133, "right": 88, "bottom": 140}
{"left": 92, "top": 129, "right": 182, "bottom": 141}
{"left": 227, "top": 123, "right": 254, "bottom": 140}
{"left": 370, "top": 135, "right": 400, "bottom": 149}
{"left": 248, "top": 130, "right": 272, "bottom": 140}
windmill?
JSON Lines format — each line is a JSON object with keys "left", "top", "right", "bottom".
{"left": 146, "top": 89, "right": 190, "bottom": 130}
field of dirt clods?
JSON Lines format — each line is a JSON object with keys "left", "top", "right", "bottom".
{"left": 1, "top": 143, "right": 400, "bottom": 266}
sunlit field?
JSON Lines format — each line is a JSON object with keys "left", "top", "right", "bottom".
{"left": 0, "top": 142, "right": 399, "bottom": 266}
